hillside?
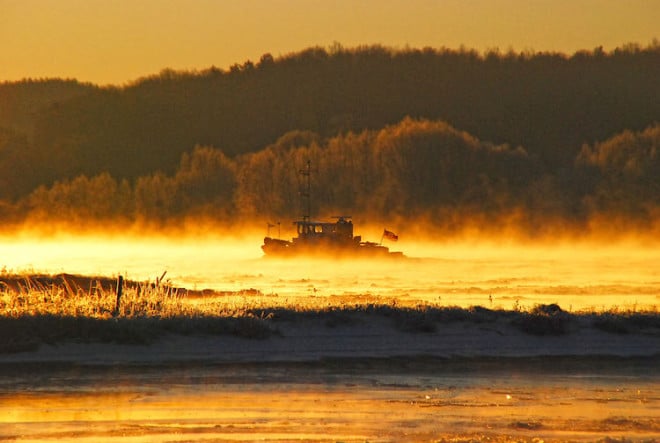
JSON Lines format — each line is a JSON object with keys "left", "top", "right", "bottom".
{"left": 1, "top": 44, "right": 659, "bottom": 234}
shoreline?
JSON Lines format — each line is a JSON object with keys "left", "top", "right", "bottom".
{"left": 2, "top": 272, "right": 658, "bottom": 366}
{"left": 2, "top": 313, "right": 658, "bottom": 366}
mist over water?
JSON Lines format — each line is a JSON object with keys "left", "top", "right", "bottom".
{"left": 2, "top": 230, "right": 658, "bottom": 311}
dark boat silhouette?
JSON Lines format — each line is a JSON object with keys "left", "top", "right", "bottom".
{"left": 261, "top": 161, "right": 403, "bottom": 258}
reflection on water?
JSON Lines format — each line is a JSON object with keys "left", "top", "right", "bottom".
{"left": 1, "top": 359, "right": 658, "bottom": 442}
{"left": 2, "top": 233, "right": 659, "bottom": 310}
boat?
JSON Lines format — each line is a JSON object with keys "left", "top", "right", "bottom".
{"left": 262, "top": 215, "right": 404, "bottom": 257}
{"left": 261, "top": 161, "right": 404, "bottom": 258}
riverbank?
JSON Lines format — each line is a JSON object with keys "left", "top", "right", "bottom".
{"left": 2, "top": 305, "right": 658, "bottom": 365}
{"left": 1, "top": 273, "right": 658, "bottom": 364}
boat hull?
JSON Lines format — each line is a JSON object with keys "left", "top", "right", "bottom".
{"left": 262, "top": 236, "right": 403, "bottom": 258}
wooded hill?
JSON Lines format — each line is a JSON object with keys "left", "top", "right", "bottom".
{"left": 1, "top": 44, "right": 659, "bottom": 235}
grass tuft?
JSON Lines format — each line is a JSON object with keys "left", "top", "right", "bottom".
{"left": 1, "top": 273, "right": 658, "bottom": 354}
{"left": 592, "top": 311, "right": 660, "bottom": 334}
{"left": 511, "top": 304, "right": 573, "bottom": 336}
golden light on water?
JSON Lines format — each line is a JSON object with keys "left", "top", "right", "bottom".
{"left": 2, "top": 364, "right": 658, "bottom": 442}
{"left": 2, "top": 229, "right": 659, "bottom": 312}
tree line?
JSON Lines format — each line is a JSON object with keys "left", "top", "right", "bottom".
{"left": 0, "top": 43, "right": 659, "bottom": 235}
{"left": 2, "top": 117, "right": 657, "bottom": 237}
{"left": 1, "top": 43, "right": 659, "bottom": 195}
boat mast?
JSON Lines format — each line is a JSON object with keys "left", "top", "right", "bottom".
{"left": 300, "top": 160, "right": 311, "bottom": 222}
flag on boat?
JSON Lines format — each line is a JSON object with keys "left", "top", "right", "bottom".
{"left": 383, "top": 229, "right": 398, "bottom": 241}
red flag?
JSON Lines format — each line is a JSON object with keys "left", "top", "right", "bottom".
{"left": 383, "top": 229, "right": 398, "bottom": 241}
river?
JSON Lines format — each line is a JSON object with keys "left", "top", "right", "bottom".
{"left": 1, "top": 358, "right": 658, "bottom": 442}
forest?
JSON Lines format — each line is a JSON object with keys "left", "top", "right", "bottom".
{"left": 0, "top": 43, "right": 659, "bottom": 237}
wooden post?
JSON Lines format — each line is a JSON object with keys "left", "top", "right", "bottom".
{"left": 114, "top": 275, "right": 124, "bottom": 316}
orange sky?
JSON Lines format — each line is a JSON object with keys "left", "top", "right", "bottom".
{"left": 1, "top": 0, "right": 658, "bottom": 86}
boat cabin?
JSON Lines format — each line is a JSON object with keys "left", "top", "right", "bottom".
{"left": 294, "top": 216, "right": 354, "bottom": 241}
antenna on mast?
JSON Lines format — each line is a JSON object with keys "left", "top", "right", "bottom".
{"left": 299, "top": 160, "right": 311, "bottom": 222}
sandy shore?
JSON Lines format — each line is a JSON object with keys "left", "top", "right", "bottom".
{"left": 3, "top": 314, "right": 658, "bottom": 366}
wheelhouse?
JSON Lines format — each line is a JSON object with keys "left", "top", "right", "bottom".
{"left": 294, "top": 216, "right": 354, "bottom": 240}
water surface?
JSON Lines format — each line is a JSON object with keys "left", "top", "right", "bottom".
{"left": 1, "top": 358, "right": 658, "bottom": 442}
